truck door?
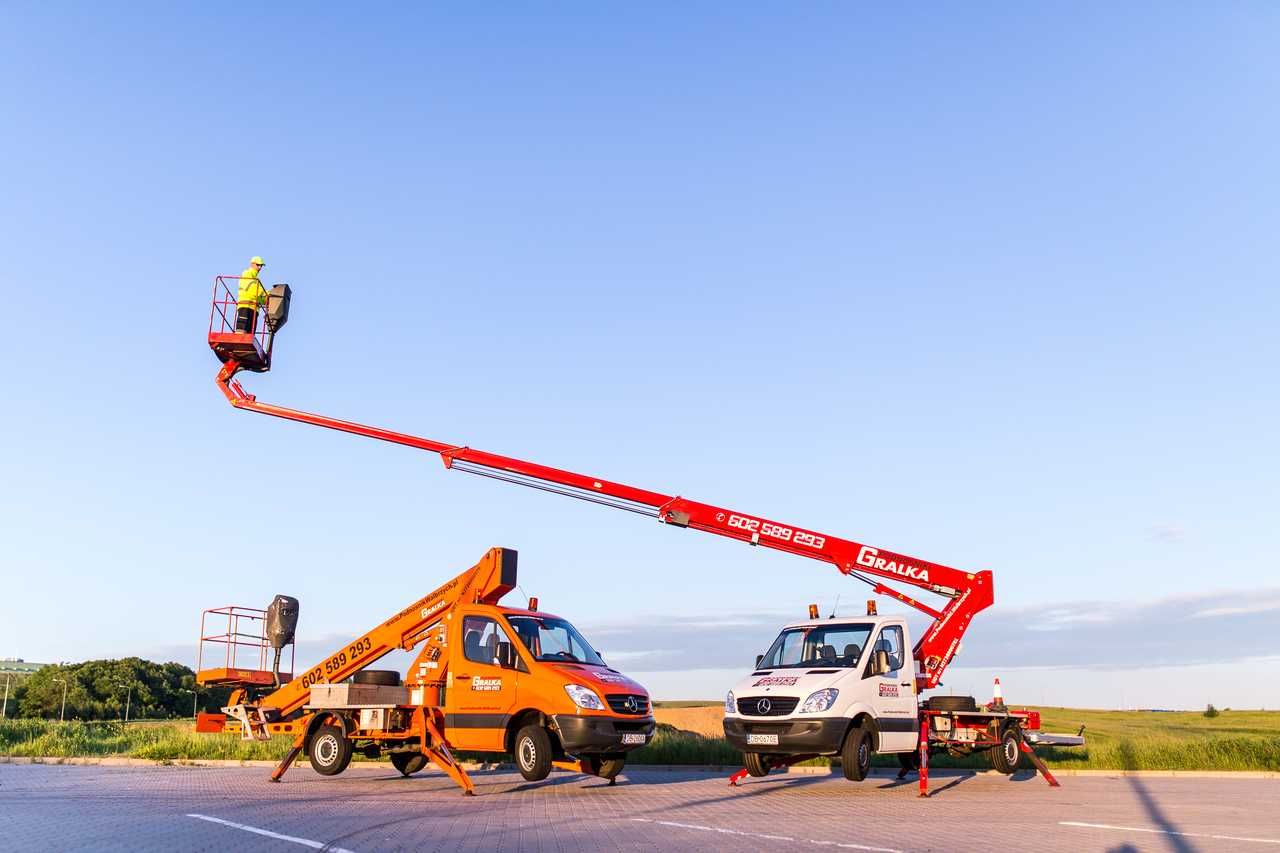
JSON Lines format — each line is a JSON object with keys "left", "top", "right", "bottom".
{"left": 865, "top": 623, "right": 917, "bottom": 752}
{"left": 448, "top": 614, "right": 520, "bottom": 751}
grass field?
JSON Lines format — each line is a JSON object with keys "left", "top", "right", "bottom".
{"left": 2, "top": 706, "right": 1277, "bottom": 772}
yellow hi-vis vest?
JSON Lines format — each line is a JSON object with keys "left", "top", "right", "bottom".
{"left": 237, "top": 268, "right": 268, "bottom": 311}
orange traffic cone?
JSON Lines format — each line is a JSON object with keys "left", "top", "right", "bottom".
{"left": 990, "top": 676, "right": 1006, "bottom": 709}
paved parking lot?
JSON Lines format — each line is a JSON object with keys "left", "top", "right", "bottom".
{"left": 1, "top": 763, "right": 1276, "bottom": 852}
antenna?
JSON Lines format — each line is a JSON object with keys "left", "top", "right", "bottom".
{"left": 514, "top": 585, "right": 531, "bottom": 607}
{"left": 829, "top": 594, "right": 841, "bottom": 619}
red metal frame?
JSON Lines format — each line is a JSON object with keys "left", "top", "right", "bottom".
{"left": 213, "top": 354, "right": 991, "bottom": 689}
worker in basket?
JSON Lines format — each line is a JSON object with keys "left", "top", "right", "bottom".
{"left": 235, "top": 256, "right": 269, "bottom": 334}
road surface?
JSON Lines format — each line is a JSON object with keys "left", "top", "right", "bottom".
{"left": 1, "top": 763, "right": 1276, "bottom": 852}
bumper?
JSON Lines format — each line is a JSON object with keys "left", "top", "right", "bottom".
{"left": 723, "top": 716, "right": 848, "bottom": 754}
{"left": 551, "top": 714, "right": 656, "bottom": 754}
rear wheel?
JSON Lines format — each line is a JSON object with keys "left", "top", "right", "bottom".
{"left": 841, "top": 728, "right": 872, "bottom": 782}
{"left": 308, "top": 724, "right": 353, "bottom": 776}
{"left": 391, "top": 751, "right": 427, "bottom": 776}
{"left": 514, "top": 725, "right": 552, "bottom": 782}
{"left": 742, "top": 752, "right": 771, "bottom": 777}
{"left": 989, "top": 727, "right": 1022, "bottom": 774}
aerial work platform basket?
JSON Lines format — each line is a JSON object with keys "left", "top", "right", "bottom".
{"left": 196, "top": 604, "right": 294, "bottom": 687}
{"left": 207, "top": 275, "right": 291, "bottom": 373}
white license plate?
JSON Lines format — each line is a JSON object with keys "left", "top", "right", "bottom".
{"left": 621, "top": 733, "right": 647, "bottom": 745}
{"left": 746, "top": 733, "right": 779, "bottom": 746}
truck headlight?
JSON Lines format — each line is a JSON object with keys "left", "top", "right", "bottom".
{"left": 724, "top": 691, "right": 735, "bottom": 714}
{"left": 564, "top": 684, "right": 605, "bottom": 710}
{"left": 799, "top": 688, "right": 839, "bottom": 714}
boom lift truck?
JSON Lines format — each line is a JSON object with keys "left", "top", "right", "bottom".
{"left": 196, "top": 547, "right": 656, "bottom": 793}
{"left": 205, "top": 277, "right": 1065, "bottom": 796}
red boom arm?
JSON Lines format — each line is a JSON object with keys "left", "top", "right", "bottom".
{"left": 216, "top": 361, "right": 992, "bottom": 688}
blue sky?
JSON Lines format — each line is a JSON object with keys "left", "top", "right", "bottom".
{"left": 2, "top": 4, "right": 1277, "bottom": 708}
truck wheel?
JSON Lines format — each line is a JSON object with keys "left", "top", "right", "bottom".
{"left": 596, "top": 758, "right": 625, "bottom": 780}
{"left": 352, "top": 670, "right": 401, "bottom": 686}
{"left": 391, "top": 752, "right": 427, "bottom": 776}
{"left": 841, "top": 728, "right": 872, "bottom": 782}
{"left": 309, "top": 724, "right": 353, "bottom": 776}
{"left": 515, "top": 725, "right": 552, "bottom": 782}
{"left": 989, "top": 728, "right": 1022, "bottom": 774}
{"left": 742, "top": 752, "right": 771, "bottom": 777}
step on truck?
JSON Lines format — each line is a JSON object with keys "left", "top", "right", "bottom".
{"left": 724, "top": 603, "right": 1060, "bottom": 794}
{"left": 205, "top": 276, "right": 1074, "bottom": 796}
{"left": 195, "top": 547, "right": 655, "bottom": 794}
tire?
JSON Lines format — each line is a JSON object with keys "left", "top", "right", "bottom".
{"left": 514, "top": 724, "right": 552, "bottom": 782}
{"left": 391, "top": 751, "right": 427, "bottom": 776}
{"left": 586, "top": 758, "right": 629, "bottom": 778}
{"left": 989, "top": 727, "right": 1022, "bottom": 774}
{"left": 742, "top": 752, "right": 771, "bottom": 777}
{"left": 308, "top": 724, "right": 353, "bottom": 776}
{"left": 924, "top": 695, "right": 977, "bottom": 712}
{"left": 841, "top": 728, "right": 872, "bottom": 782}
{"left": 352, "top": 670, "right": 401, "bottom": 686}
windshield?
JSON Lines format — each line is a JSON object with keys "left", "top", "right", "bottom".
{"left": 759, "top": 623, "right": 873, "bottom": 669}
{"left": 507, "top": 615, "right": 606, "bottom": 666}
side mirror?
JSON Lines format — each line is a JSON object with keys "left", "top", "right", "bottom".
{"left": 496, "top": 641, "right": 516, "bottom": 669}
{"left": 871, "top": 649, "right": 891, "bottom": 676}
{"left": 755, "top": 654, "right": 764, "bottom": 668}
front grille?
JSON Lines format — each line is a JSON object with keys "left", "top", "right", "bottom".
{"left": 737, "top": 696, "right": 799, "bottom": 716}
{"left": 606, "top": 694, "right": 650, "bottom": 715}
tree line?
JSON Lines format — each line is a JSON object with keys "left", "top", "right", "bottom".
{"left": 4, "top": 658, "right": 232, "bottom": 720}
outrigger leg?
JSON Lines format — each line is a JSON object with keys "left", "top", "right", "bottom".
{"left": 416, "top": 709, "right": 476, "bottom": 796}
{"left": 1018, "top": 740, "right": 1061, "bottom": 787}
{"left": 269, "top": 733, "right": 306, "bottom": 783}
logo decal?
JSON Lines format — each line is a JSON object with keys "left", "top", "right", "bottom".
{"left": 752, "top": 676, "right": 799, "bottom": 687}
{"left": 878, "top": 684, "right": 900, "bottom": 698}
{"left": 856, "top": 546, "right": 930, "bottom": 583}
{"left": 471, "top": 677, "right": 502, "bottom": 692}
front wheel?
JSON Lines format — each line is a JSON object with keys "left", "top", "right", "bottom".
{"left": 515, "top": 724, "right": 552, "bottom": 782}
{"left": 391, "top": 751, "right": 427, "bottom": 776}
{"left": 742, "top": 752, "right": 771, "bottom": 777}
{"left": 841, "top": 728, "right": 872, "bottom": 782}
{"left": 308, "top": 724, "right": 353, "bottom": 776}
{"left": 989, "top": 727, "right": 1022, "bottom": 774}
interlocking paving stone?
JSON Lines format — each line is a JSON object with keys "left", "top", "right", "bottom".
{"left": 1, "top": 763, "right": 1276, "bottom": 852}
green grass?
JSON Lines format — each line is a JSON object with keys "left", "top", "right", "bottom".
{"left": 3, "top": 708, "right": 1278, "bottom": 772}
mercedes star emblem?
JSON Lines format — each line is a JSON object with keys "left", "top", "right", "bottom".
{"left": 756, "top": 698, "right": 772, "bottom": 714}
{"left": 624, "top": 696, "right": 639, "bottom": 713}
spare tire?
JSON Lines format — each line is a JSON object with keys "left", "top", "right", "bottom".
{"left": 353, "top": 670, "right": 401, "bottom": 687}
{"left": 924, "top": 695, "right": 977, "bottom": 712}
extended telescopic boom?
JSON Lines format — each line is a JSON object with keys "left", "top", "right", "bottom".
{"left": 214, "top": 356, "right": 992, "bottom": 689}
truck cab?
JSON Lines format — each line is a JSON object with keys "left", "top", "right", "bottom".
{"left": 416, "top": 603, "right": 656, "bottom": 781}
{"left": 723, "top": 613, "right": 919, "bottom": 780}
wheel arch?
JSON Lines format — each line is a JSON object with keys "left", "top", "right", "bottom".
{"left": 504, "top": 708, "right": 551, "bottom": 753}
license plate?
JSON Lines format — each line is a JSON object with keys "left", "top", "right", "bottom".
{"left": 747, "top": 733, "right": 779, "bottom": 746}
{"left": 621, "top": 733, "right": 647, "bottom": 745}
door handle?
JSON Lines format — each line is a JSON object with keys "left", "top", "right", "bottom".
{"left": 900, "top": 682, "right": 912, "bottom": 687}
{"left": 455, "top": 674, "right": 471, "bottom": 680}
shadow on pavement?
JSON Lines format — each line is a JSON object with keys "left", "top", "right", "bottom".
{"left": 1123, "top": 775, "right": 1196, "bottom": 853}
